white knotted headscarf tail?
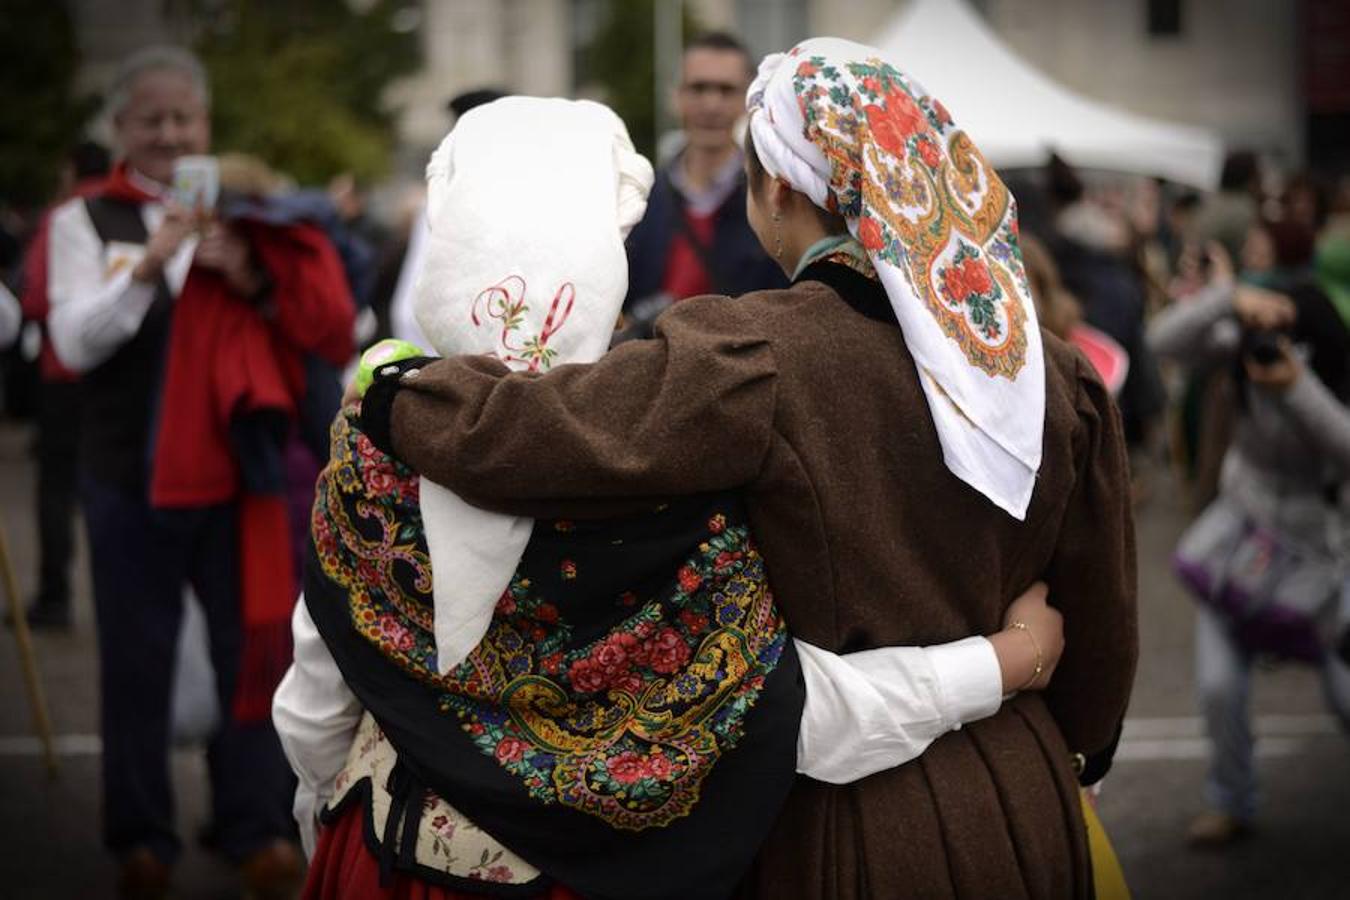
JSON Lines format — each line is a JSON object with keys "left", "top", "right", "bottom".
{"left": 748, "top": 38, "right": 1044, "bottom": 519}
{"left": 413, "top": 97, "right": 654, "bottom": 673}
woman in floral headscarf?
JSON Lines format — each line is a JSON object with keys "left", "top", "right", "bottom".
{"left": 357, "top": 40, "right": 1136, "bottom": 898}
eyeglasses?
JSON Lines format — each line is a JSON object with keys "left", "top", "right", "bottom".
{"left": 680, "top": 80, "right": 743, "bottom": 99}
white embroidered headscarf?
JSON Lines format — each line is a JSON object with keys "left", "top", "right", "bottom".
{"left": 414, "top": 97, "right": 654, "bottom": 672}
{"left": 747, "top": 37, "right": 1044, "bottom": 519}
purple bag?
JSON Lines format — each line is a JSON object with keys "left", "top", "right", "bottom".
{"left": 1174, "top": 497, "right": 1340, "bottom": 663}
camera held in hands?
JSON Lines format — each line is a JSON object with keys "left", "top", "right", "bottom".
{"left": 1240, "top": 327, "right": 1288, "bottom": 366}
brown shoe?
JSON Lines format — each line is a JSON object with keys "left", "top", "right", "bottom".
{"left": 118, "top": 847, "right": 170, "bottom": 900}
{"left": 1186, "top": 810, "right": 1251, "bottom": 848}
{"left": 240, "top": 838, "right": 305, "bottom": 900}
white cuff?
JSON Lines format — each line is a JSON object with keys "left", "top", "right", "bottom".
{"left": 926, "top": 636, "right": 1003, "bottom": 727}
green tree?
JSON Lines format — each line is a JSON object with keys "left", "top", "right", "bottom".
{"left": 0, "top": 0, "right": 98, "bottom": 209}
{"left": 190, "top": 0, "right": 421, "bottom": 185}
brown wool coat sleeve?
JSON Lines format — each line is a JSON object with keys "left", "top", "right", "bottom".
{"left": 386, "top": 296, "right": 778, "bottom": 512}
{"left": 1042, "top": 353, "right": 1139, "bottom": 757}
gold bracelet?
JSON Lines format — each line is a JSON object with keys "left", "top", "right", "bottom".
{"left": 1007, "top": 621, "right": 1043, "bottom": 691}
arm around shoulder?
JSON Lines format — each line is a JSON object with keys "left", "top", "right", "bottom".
{"left": 382, "top": 297, "right": 780, "bottom": 507}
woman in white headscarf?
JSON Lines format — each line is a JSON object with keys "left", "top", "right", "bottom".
{"left": 276, "top": 94, "right": 1070, "bottom": 900}
{"left": 357, "top": 39, "right": 1136, "bottom": 895}
{"left": 355, "top": 39, "right": 1136, "bottom": 898}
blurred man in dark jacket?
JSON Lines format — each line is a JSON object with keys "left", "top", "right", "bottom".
{"left": 622, "top": 32, "right": 786, "bottom": 333}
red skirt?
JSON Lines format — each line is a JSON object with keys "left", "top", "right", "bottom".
{"left": 301, "top": 803, "right": 583, "bottom": 900}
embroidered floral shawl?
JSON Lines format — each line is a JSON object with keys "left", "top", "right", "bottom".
{"left": 304, "top": 409, "right": 804, "bottom": 899}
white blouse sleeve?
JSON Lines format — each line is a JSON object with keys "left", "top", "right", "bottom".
{"left": 0, "top": 281, "right": 20, "bottom": 349}
{"left": 272, "top": 598, "right": 363, "bottom": 857}
{"left": 45, "top": 198, "right": 163, "bottom": 373}
{"left": 273, "top": 600, "right": 1005, "bottom": 840}
{"left": 794, "top": 636, "right": 1002, "bottom": 784}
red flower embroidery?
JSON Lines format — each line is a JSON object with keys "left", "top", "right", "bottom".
{"left": 495, "top": 736, "right": 527, "bottom": 763}
{"left": 864, "top": 88, "right": 927, "bottom": 159}
{"left": 609, "top": 751, "right": 647, "bottom": 784}
{"left": 354, "top": 433, "right": 381, "bottom": 461}
{"left": 707, "top": 513, "right": 726, "bottom": 535}
{"left": 595, "top": 640, "right": 628, "bottom": 671}
{"left": 535, "top": 602, "right": 559, "bottom": 623}
{"left": 916, "top": 136, "right": 941, "bottom": 169}
{"left": 796, "top": 61, "right": 819, "bottom": 78}
{"left": 677, "top": 566, "right": 702, "bottom": 594}
{"left": 858, "top": 215, "right": 886, "bottom": 251}
{"left": 678, "top": 609, "right": 710, "bottom": 633}
{"left": 618, "top": 591, "right": 638, "bottom": 607}
{"left": 932, "top": 98, "right": 954, "bottom": 126}
{"left": 495, "top": 593, "right": 517, "bottom": 615}
{"left": 560, "top": 559, "right": 577, "bottom": 581}
{"left": 646, "top": 752, "right": 674, "bottom": 780}
{"left": 943, "top": 256, "right": 994, "bottom": 301}
{"left": 713, "top": 550, "right": 742, "bottom": 573}
{"left": 647, "top": 627, "right": 693, "bottom": 674}
{"left": 376, "top": 614, "right": 414, "bottom": 652}
{"left": 612, "top": 671, "right": 643, "bottom": 694}
{"left": 861, "top": 76, "right": 882, "bottom": 96}
{"left": 485, "top": 865, "right": 514, "bottom": 883}
{"left": 568, "top": 659, "right": 608, "bottom": 693}
{"left": 362, "top": 465, "right": 396, "bottom": 497}
{"left": 540, "top": 652, "right": 564, "bottom": 675}
{"left": 430, "top": 814, "right": 456, "bottom": 839}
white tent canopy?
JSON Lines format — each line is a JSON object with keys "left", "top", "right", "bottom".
{"left": 875, "top": 0, "right": 1223, "bottom": 191}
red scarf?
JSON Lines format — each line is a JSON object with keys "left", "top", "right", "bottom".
{"left": 96, "top": 162, "right": 357, "bottom": 720}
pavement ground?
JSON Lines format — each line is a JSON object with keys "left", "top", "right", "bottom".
{"left": 1, "top": 422, "right": 1347, "bottom": 899}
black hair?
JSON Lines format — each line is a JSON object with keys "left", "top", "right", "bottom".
{"left": 1219, "top": 150, "right": 1260, "bottom": 193}
{"left": 685, "top": 31, "right": 755, "bottom": 79}
{"left": 743, "top": 126, "right": 847, "bottom": 235}
{"left": 1045, "top": 153, "right": 1083, "bottom": 209}
{"left": 446, "top": 88, "right": 507, "bottom": 119}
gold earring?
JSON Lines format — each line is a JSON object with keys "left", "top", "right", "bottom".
{"left": 772, "top": 212, "right": 784, "bottom": 261}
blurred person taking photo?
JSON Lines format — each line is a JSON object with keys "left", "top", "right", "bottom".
{"left": 620, "top": 32, "right": 786, "bottom": 335}
{"left": 1150, "top": 232, "right": 1350, "bottom": 848}
{"left": 44, "top": 45, "right": 354, "bottom": 899}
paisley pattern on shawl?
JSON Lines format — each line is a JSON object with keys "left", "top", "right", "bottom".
{"left": 784, "top": 53, "right": 1031, "bottom": 379}
{"left": 311, "top": 408, "right": 789, "bottom": 832}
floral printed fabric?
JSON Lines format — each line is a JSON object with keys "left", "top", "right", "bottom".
{"left": 313, "top": 410, "right": 789, "bottom": 831}
{"left": 747, "top": 37, "right": 1045, "bottom": 520}
{"left": 329, "top": 711, "right": 542, "bottom": 884}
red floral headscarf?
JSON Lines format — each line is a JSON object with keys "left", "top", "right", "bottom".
{"left": 747, "top": 37, "right": 1045, "bottom": 519}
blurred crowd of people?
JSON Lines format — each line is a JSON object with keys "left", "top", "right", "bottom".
{"left": 0, "top": 28, "right": 1346, "bottom": 900}
{"left": 1009, "top": 145, "right": 1350, "bottom": 847}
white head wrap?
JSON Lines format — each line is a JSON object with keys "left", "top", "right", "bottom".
{"left": 748, "top": 37, "right": 1044, "bottom": 519}
{"left": 413, "top": 97, "right": 654, "bottom": 672}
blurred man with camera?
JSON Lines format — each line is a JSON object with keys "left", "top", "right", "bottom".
{"left": 45, "top": 46, "right": 322, "bottom": 899}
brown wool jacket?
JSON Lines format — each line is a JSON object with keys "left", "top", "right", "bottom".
{"left": 383, "top": 277, "right": 1138, "bottom": 899}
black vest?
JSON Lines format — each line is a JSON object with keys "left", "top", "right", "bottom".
{"left": 79, "top": 196, "right": 174, "bottom": 495}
